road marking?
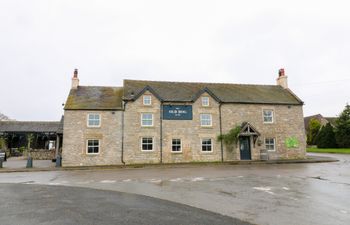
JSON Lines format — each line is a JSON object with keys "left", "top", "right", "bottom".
{"left": 169, "top": 178, "right": 183, "bottom": 182}
{"left": 100, "top": 180, "right": 116, "bottom": 184}
{"left": 253, "top": 186, "right": 275, "bottom": 195}
{"left": 191, "top": 177, "right": 205, "bottom": 182}
{"left": 282, "top": 187, "right": 290, "bottom": 190}
{"left": 340, "top": 210, "right": 348, "bottom": 214}
{"left": 122, "top": 179, "right": 132, "bottom": 182}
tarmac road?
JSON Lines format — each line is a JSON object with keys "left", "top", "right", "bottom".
{"left": 0, "top": 183, "right": 249, "bottom": 225}
{"left": 0, "top": 153, "right": 349, "bottom": 225}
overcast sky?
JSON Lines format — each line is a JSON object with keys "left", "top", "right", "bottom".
{"left": 0, "top": 0, "right": 349, "bottom": 121}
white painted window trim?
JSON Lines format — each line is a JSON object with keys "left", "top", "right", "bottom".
{"left": 200, "top": 113, "right": 212, "bottom": 127}
{"left": 171, "top": 138, "right": 182, "bottom": 153}
{"left": 140, "top": 137, "right": 154, "bottom": 152}
{"left": 201, "top": 96, "right": 210, "bottom": 107}
{"left": 143, "top": 95, "right": 152, "bottom": 105}
{"left": 262, "top": 109, "right": 274, "bottom": 124}
{"left": 201, "top": 138, "right": 213, "bottom": 153}
{"left": 141, "top": 113, "right": 154, "bottom": 127}
{"left": 86, "top": 139, "right": 100, "bottom": 155}
{"left": 87, "top": 113, "right": 101, "bottom": 128}
{"left": 265, "top": 137, "right": 276, "bottom": 151}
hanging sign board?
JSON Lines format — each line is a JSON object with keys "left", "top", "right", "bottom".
{"left": 163, "top": 105, "right": 193, "bottom": 120}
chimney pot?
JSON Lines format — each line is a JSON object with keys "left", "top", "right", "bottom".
{"left": 278, "top": 68, "right": 285, "bottom": 77}
{"left": 73, "top": 69, "right": 78, "bottom": 78}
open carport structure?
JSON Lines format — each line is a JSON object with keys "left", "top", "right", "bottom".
{"left": 0, "top": 117, "right": 63, "bottom": 158}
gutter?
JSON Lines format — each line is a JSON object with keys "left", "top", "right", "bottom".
{"left": 121, "top": 101, "right": 127, "bottom": 165}
{"left": 160, "top": 102, "right": 163, "bottom": 163}
{"left": 219, "top": 103, "right": 224, "bottom": 162}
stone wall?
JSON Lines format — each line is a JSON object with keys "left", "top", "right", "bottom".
{"left": 62, "top": 93, "right": 306, "bottom": 166}
{"left": 221, "top": 104, "right": 306, "bottom": 160}
{"left": 23, "top": 149, "right": 55, "bottom": 160}
{"left": 62, "top": 110, "right": 123, "bottom": 167}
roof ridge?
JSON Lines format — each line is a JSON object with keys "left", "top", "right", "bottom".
{"left": 124, "top": 79, "right": 277, "bottom": 87}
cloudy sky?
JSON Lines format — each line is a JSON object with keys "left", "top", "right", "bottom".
{"left": 0, "top": 0, "right": 349, "bottom": 121}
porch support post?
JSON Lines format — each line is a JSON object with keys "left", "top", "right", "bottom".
{"left": 55, "top": 135, "right": 60, "bottom": 158}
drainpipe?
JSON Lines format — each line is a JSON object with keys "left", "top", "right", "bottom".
{"left": 121, "top": 101, "right": 127, "bottom": 165}
{"left": 219, "top": 103, "right": 224, "bottom": 162}
{"left": 160, "top": 102, "right": 163, "bottom": 164}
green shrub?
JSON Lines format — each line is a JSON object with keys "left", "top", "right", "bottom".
{"left": 316, "top": 123, "right": 337, "bottom": 148}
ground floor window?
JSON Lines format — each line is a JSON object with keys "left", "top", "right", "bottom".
{"left": 141, "top": 137, "right": 153, "bottom": 151}
{"left": 201, "top": 138, "right": 212, "bottom": 152}
{"left": 172, "top": 139, "right": 181, "bottom": 152}
{"left": 265, "top": 138, "right": 275, "bottom": 151}
{"left": 87, "top": 140, "right": 100, "bottom": 154}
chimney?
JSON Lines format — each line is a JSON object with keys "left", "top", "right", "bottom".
{"left": 276, "top": 68, "right": 288, "bottom": 89}
{"left": 71, "top": 68, "right": 79, "bottom": 89}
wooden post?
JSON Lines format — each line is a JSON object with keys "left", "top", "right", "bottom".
{"left": 55, "top": 135, "right": 60, "bottom": 158}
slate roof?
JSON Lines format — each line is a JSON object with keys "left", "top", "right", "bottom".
{"left": 123, "top": 80, "right": 303, "bottom": 105}
{"left": 0, "top": 121, "right": 63, "bottom": 133}
{"left": 304, "top": 114, "right": 337, "bottom": 131}
{"left": 64, "top": 86, "right": 124, "bottom": 110}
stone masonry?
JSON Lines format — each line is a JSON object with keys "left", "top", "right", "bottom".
{"left": 62, "top": 110, "right": 123, "bottom": 167}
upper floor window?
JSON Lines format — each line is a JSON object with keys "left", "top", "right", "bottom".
{"left": 143, "top": 95, "right": 152, "bottom": 105}
{"left": 263, "top": 110, "right": 274, "bottom": 123}
{"left": 172, "top": 139, "right": 182, "bottom": 152}
{"left": 265, "top": 138, "right": 275, "bottom": 151}
{"left": 201, "top": 138, "right": 213, "bottom": 152}
{"left": 202, "top": 97, "right": 209, "bottom": 106}
{"left": 87, "top": 114, "right": 101, "bottom": 127}
{"left": 141, "top": 113, "right": 153, "bottom": 126}
{"left": 200, "top": 113, "right": 212, "bottom": 127}
{"left": 87, "top": 139, "right": 100, "bottom": 154}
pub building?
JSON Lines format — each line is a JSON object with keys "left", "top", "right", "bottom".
{"left": 62, "top": 69, "right": 306, "bottom": 167}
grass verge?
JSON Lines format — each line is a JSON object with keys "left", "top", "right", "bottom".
{"left": 307, "top": 148, "right": 350, "bottom": 154}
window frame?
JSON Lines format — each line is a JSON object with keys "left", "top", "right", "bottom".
{"left": 143, "top": 95, "right": 152, "bottom": 106}
{"left": 141, "top": 113, "right": 154, "bottom": 127}
{"left": 171, "top": 138, "right": 182, "bottom": 153}
{"left": 86, "top": 139, "right": 100, "bottom": 155}
{"left": 87, "top": 113, "right": 101, "bottom": 128}
{"left": 141, "top": 137, "right": 154, "bottom": 151}
{"left": 265, "top": 138, "right": 276, "bottom": 151}
{"left": 201, "top": 96, "right": 210, "bottom": 107}
{"left": 201, "top": 138, "right": 213, "bottom": 152}
{"left": 262, "top": 109, "right": 274, "bottom": 124}
{"left": 200, "top": 113, "right": 212, "bottom": 127}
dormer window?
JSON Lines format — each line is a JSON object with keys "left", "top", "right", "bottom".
{"left": 143, "top": 95, "right": 152, "bottom": 105}
{"left": 202, "top": 97, "right": 209, "bottom": 107}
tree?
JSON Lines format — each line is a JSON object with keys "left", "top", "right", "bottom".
{"left": 307, "top": 118, "right": 321, "bottom": 145}
{"left": 316, "top": 123, "right": 337, "bottom": 148}
{"left": 335, "top": 104, "right": 350, "bottom": 147}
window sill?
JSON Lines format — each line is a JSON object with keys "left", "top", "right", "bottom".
{"left": 171, "top": 151, "right": 183, "bottom": 154}
{"left": 141, "top": 150, "right": 155, "bottom": 152}
{"left": 201, "top": 151, "right": 213, "bottom": 154}
{"left": 86, "top": 153, "right": 100, "bottom": 156}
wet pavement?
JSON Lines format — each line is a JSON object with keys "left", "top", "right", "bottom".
{"left": 0, "top": 153, "right": 349, "bottom": 225}
{"left": 0, "top": 183, "right": 247, "bottom": 225}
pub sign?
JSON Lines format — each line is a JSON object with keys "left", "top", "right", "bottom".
{"left": 163, "top": 105, "right": 193, "bottom": 120}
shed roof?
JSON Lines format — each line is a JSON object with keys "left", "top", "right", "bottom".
{"left": 0, "top": 121, "right": 63, "bottom": 133}
{"left": 64, "top": 86, "right": 124, "bottom": 110}
{"left": 123, "top": 80, "right": 303, "bottom": 105}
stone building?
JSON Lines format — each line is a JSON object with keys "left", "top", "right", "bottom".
{"left": 62, "top": 69, "right": 306, "bottom": 167}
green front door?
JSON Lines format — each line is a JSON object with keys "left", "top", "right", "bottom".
{"left": 239, "top": 136, "right": 251, "bottom": 160}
